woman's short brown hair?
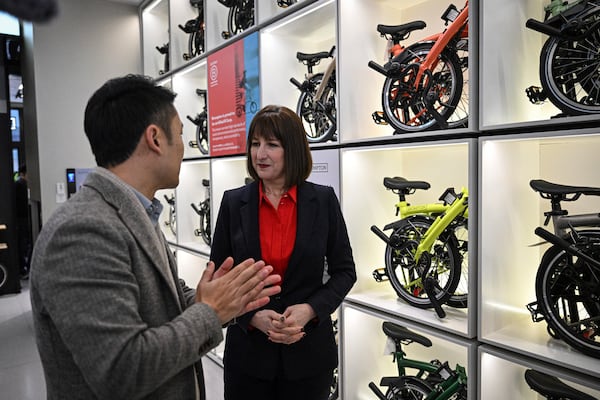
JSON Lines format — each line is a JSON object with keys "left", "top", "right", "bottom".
{"left": 246, "top": 105, "right": 312, "bottom": 188}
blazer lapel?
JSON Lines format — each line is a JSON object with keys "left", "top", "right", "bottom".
{"left": 84, "top": 168, "right": 182, "bottom": 307}
{"left": 240, "top": 182, "right": 262, "bottom": 260}
{"left": 286, "top": 183, "right": 318, "bottom": 278}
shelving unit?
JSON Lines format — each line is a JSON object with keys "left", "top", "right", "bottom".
{"left": 139, "top": 0, "right": 600, "bottom": 398}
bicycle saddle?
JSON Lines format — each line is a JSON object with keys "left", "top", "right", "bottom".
{"left": 377, "top": 21, "right": 426, "bottom": 38}
{"left": 530, "top": 179, "right": 600, "bottom": 197}
{"left": 382, "top": 322, "right": 432, "bottom": 347}
{"left": 524, "top": 369, "right": 597, "bottom": 400}
{"left": 296, "top": 50, "right": 331, "bottom": 64}
{"left": 383, "top": 177, "right": 430, "bottom": 192}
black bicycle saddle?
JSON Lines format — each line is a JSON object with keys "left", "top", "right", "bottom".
{"left": 382, "top": 322, "right": 432, "bottom": 347}
{"left": 377, "top": 21, "right": 426, "bottom": 38}
{"left": 530, "top": 179, "right": 600, "bottom": 197}
{"left": 524, "top": 369, "right": 597, "bottom": 400}
{"left": 383, "top": 176, "right": 430, "bottom": 192}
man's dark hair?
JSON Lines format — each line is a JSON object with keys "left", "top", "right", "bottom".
{"left": 84, "top": 74, "right": 177, "bottom": 168}
{"left": 246, "top": 105, "right": 312, "bottom": 188}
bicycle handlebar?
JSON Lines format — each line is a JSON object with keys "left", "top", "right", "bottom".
{"left": 190, "top": 203, "right": 201, "bottom": 215}
{"left": 368, "top": 382, "right": 388, "bottom": 400}
{"left": 526, "top": 18, "right": 562, "bottom": 37}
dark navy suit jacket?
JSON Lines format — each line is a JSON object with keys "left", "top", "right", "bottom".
{"left": 210, "top": 180, "right": 356, "bottom": 380}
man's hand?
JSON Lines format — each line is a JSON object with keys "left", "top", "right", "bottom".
{"left": 195, "top": 257, "right": 281, "bottom": 324}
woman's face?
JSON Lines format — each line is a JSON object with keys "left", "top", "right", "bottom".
{"left": 250, "top": 133, "right": 285, "bottom": 186}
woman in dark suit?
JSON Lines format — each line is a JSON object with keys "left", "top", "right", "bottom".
{"left": 210, "top": 105, "right": 356, "bottom": 400}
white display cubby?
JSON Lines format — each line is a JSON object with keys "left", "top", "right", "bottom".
{"left": 169, "top": 0, "right": 205, "bottom": 71}
{"left": 479, "top": 345, "right": 600, "bottom": 399}
{"left": 338, "top": 0, "right": 476, "bottom": 144}
{"left": 172, "top": 61, "right": 209, "bottom": 160}
{"left": 142, "top": 0, "right": 170, "bottom": 79}
{"left": 340, "top": 302, "right": 475, "bottom": 400}
{"left": 341, "top": 139, "right": 477, "bottom": 338}
{"left": 479, "top": 129, "right": 600, "bottom": 379}
{"left": 480, "top": 0, "right": 600, "bottom": 130}
{"left": 176, "top": 160, "right": 212, "bottom": 255}
{"left": 260, "top": 0, "right": 337, "bottom": 144}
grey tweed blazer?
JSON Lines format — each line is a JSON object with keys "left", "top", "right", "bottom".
{"left": 30, "top": 167, "right": 222, "bottom": 400}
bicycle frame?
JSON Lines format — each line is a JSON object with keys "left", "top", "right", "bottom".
{"left": 383, "top": 187, "right": 469, "bottom": 264}
{"left": 408, "top": 2, "right": 468, "bottom": 96}
{"left": 369, "top": 322, "right": 467, "bottom": 400}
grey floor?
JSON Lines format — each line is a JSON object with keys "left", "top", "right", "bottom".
{"left": 0, "top": 280, "right": 224, "bottom": 400}
{"left": 0, "top": 280, "right": 46, "bottom": 400}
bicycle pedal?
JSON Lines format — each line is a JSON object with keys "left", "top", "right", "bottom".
{"left": 372, "top": 268, "right": 388, "bottom": 282}
{"left": 525, "top": 86, "right": 547, "bottom": 105}
{"left": 372, "top": 111, "right": 388, "bottom": 125}
{"left": 526, "top": 301, "right": 545, "bottom": 322}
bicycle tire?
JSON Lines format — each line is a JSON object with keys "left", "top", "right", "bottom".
{"left": 382, "top": 43, "right": 463, "bottom": 133}
{"left": 535, "top": 230, "right": 600, "bottom": 358}
{"left": 384, "top": 216, "right": 461, "bottom": 309}
{"left": 196, "top": 117, "right": 209, "bottom": 155}
{"left": 539, "top": 7, "right": 600, "bottom": 115}
{"left": 384, "top": 376, "right": 433, "bottom": 400}
{"left": 446, "top": 217, "right": 469, "bottom": 309}
{"left": 447, "top": 38, "right": 469, "bottom": 129}
{"left": 199, "top": 203, "right": 211, "bottom": 246}
{"left": 0, "top": 262, "right": 7, "bottom": 288}
{"left": 228, "top": 1, "right": 254, "bottom": 37}
{"left": 296, "top": 73, "right": 337, "bottom": 143}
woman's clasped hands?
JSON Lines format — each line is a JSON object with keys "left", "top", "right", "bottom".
{"left": 250, "top": 303, "right": 317, "bottom": 345}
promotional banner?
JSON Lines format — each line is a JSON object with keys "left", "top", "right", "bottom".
{"left": 208, "top": 32, "right": 259, "bottom": 156}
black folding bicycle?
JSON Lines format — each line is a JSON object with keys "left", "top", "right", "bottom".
{"left": 177, "top": 0, "right": 204, "bottom": 61}
{"left": 218, "top": 0, "right": 254, "bottom": 40}
{"left": 187, "top": 88, "right": 209, "bottom": 155}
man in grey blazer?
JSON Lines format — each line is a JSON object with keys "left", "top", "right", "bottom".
{"left": 29, "top": 74, "right": 281, "bottom": 400}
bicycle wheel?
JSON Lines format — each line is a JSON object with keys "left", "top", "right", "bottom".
{"left": 296, "top": 73, "right": 337, "bottom": 143}
{"left": 384, "top": 216, "right": 461, "bottom": 309}
{"left": 382, "top": 43, "right": 463, "bottom": 133}
{"left": 197, "top": 119, "right": 209, "bottom": 155}
{"left": 385, "top": 377, "right": 433, "bottom": 400}
{"left": 0, "top": 262, "right": 7, "bottom": 288}
{"left": 535, "top": 230, "right": 600, "bottom": 358}
{"left": 228, "top": 1, "right": 254, "bottom": 37}
{"left": 199, "top": 203, "right": 211, "bottom": 246}
{"left": 447, "top": 38, "right": 469, "bottom": 129}
{"left": 539, "top": 8, "right": 600, "bottom": 115}
{"left": 446, "top": 217, "right": 469, "bottom": 308}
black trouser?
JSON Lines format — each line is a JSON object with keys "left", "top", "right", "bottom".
{"left": 224, "top": 367, "right": 334, "bottom": 400}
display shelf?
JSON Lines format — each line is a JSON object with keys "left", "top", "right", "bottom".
{"left": 341, "top": 139, "right": 477, "bottom": 338}
{"left": 157, "top": 188, "right": 177, "bottom": 244}
{"left": 259, "top": 0, "right": 337, "bottom": 144}
{"left": 340, "top": 302, "right": 476, "bottom": 400}
{"left": 142, "top": 0, "right": 170, "bottom": 78}
{"left": 169, "top": 0, "right": 205, "bottom": 71}
{"left": 210, "top": 156, "right": 249, "bottom": 223}
{"left": 173, "top": 62, "right": 209, "bottom": 160}
{"left": 479, "top": 129, "right": 600, "bottom": 378}
{"left": 479, "top": 0, "right": 600, "bottom": 131}
{"left": 338, "top": 0, "right": 476, "bottom": 143}
{"left": 176, "top": 160, "right": 211, "bottom": 255}
{"left": 479, "top": 345, "right": 600, "bottom": 399}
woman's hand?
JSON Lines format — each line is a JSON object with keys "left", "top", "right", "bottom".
{"left": 266, "top": 303, "right": 316, "bottom": 345}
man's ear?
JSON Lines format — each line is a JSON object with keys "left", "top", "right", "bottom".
{"left": 144, "top": 125, "right": 161, "bottom": 153}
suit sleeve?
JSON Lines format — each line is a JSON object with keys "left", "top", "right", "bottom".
{"left": 307, "top": 186, "right": 357, "bottom": 323}
{"left": 32, "top": 214, "right": 223, "bottom": 400}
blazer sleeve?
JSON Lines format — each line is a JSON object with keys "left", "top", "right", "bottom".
{"left": 306, "top": 186, "right": 357, "bottom": 324}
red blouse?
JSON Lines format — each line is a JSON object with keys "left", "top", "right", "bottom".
{"left": 258, "top": 183, "right": 297, "bottom": 280}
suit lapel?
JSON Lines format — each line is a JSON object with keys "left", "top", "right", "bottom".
{"left": 240, "top": 182, "right": 262, "bottom": 259}
{"left": 84, "top": 168, "right": 182, "bottom": 307}
{"left": 287, "top": 183, "right": 318, "bottom": 279}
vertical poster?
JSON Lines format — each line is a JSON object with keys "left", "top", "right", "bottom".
{"left": 208, "top": 32, "right": 260, "bottom": 156}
